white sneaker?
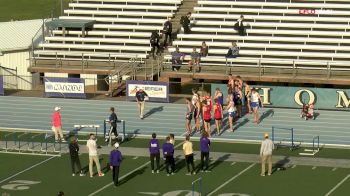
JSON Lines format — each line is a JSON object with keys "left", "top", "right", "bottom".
{"left": 152, "top": 170, "right": 154, "bottom": 174}
{"left": 171, "top": 172, "right": 175, "bottom": 175}
{"left": 72, "top": 174, "right": 75, "bottom": 177}
{"left": 61, "top": 139, "right": 66, "bottom": 142}
{"left": 156, "top": 170, "right": 159, "bottom": 174}
{"left": 79, "top": 173, "right": 85, "bottom": 177}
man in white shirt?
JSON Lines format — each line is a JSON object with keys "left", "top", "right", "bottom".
{"left": 86, "top": 134, "right": 104, "bottom": 178}
{"left": 260, "top": 133, "right": 274, "bottom": 176}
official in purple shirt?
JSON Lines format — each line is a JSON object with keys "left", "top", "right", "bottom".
{"left": 200, "top": 132, "right": 211, "bottom": 172}
{"left": 149, "top": 133, "right": 160, "bottom": 174}
{"left": 162, "top": 136, "right": 175, "bottom": 176}
{"left": 110, "top": 142, "right": 123, "bottom": 186}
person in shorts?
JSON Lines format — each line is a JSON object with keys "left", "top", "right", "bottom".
{"left": 202, "top": 98, "right": 212, "bottom": 137}
{"left": 232, "top": 85, "right": 243, "bottom": 118}
{"left": 185, "top": 98, "right": 194, "bottom": 135}
{"left": 251, "top": 88, "right": 263, "bottom": 124}
{"left": 213, "top": 99, "right": 223, "bottom": 136}
{"left": 225, "top": 94, "right": 236, "bottom": 132}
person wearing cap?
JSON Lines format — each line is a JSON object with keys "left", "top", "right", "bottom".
{"left": 135, "top": 88, "right": 149, "bottom": 120}
{"left": 86, "top": 134, "right": 104, "bottom": 178}
{"left": 260, "top": 133, "right": 274, "bottom": 176}
{"left": 52, "top": 106, "right": 65, "bottom": 142}
{"left": 162, "top": 136, "right": 175, "bottom": 176}
{"left": 149, "top": 133, "right": 160, "bottom": 174}
{"left": 110, "top": 142, "right": 123, "bottom": 186}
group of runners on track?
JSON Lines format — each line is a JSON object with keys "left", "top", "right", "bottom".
{"left": 185, "top": 75, "right": 263, "bottom": 136}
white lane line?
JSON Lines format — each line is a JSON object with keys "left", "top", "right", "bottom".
{"left": 0, "top": 156, "right": 56, "bottom": 184}
{"left": 312, "top": 166, "right": 317, "bottom": 170}
{"left": 88, "top": 141, "right": 185, "bottom": 196}
{"left": 207, "top": 163, "right": 256, "bottom": 196}
{"left": 332, "top": 168, "right": 338, "bottom": 172}
{"left": 325, "top": 174, "right": 350, "bottom": 196}
{"left": 292, "top": 165, "right": 297, "bottom": 169}
{"left": 133, "top": 156, "right": 139, "bottom": 160}
{"left": 231, "top": 162, "right": 237, "bottom": 166}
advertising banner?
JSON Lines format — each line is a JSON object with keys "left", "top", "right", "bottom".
{"left": 44, "top": 77, "right": 86, "bottom": 98}
{"left": 211, "top": 84, "right": 350, "bottom": 110}
{"left": 0, "top": 75, "right": 3, "bottom": 95}
{"left": 126, "top": 80, "right": 169, "bottom": 102}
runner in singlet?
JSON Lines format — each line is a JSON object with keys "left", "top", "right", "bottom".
{"left": 202, "top": 98, "right": 212, "bottom": 137}
{"left": 232, "top": 85, "right": 243, "bottom": 118}
{"left": 225, "top": 94, "right": 236, "bottom": 132}
{"left": 250, "top": 88, "right": 263, "bottom": 124}
{"left": 243, "top": 82, "right": 252, "bottom": 114}
{"left": 227, "top": 74, "right": 234, "bottom": 94}
{"left": 185, "top": 98, "right": 194, "bottom": 135}
{"left": 214, "top": 88, "right": 224, "bottom": 106}
{"left": 191, "top": 89, "right": 199, "bottom": 106}
{"left": 214, "top": 99, "right": 223, "bottom": 136}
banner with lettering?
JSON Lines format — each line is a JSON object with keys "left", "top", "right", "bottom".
{"left": 126, "top": 80, "right": 169, "bottom": 103}
{"left": 44, "top": 77, "right": 86, "bottom": 98}
{"left": 211, "top": 84, "right": 350, "bottom": 110}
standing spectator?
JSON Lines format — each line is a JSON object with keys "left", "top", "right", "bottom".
{"left": 260, "top": 133, "right": 274, "bottom": 176}
{"left": 110, "top": 142, "right": 122, "bottom": 186}
{"left": 150, "top": 30, "right": 160, "bottom": 59}
{"left": 86, "top": 134, "right": 104, "bottom": 178}
{"left": 69, "top": 137, "right": 85, "bottom": 176}
{"left": 163, "top": 17, "right": 173, "bottom": 48}
{"left": 200, "top": 41, "right": 209, "bottom": 57}
{"left": 251, "top": 88, "right": 263, "bottom": 124}
{"left": 234, "top": 15, "right": 247, "bottom": 36}
{"left": 163, "top": 136, "right": 175, "bottom": 176}
{"left": 227, "top": 74, "right": 235, "bottom": 94}
{"left": 183, "top": 135, "right": 196, "bottom": 175}
{"left": 106, "top": 107, "right": 118, "bottom": 142}
{"left": 149, "top": 133, "right": 160, "bottom": 174}
{"left": 243, "top": 82, "right": 252, "bottom": 114}
{"left": 214, "top": 88, "right": 224, "bottom": 106}
{"left": 233, "top": 85, "right": 243, "bottom": 118}
{"left": 52, "top": 106, "right": 65, "bottom": 142}
{"left": 213, "top": 99, "right": 223, "bottom": 136}
{"left": 225, "top": 94, "right": 236, "bottom": 132}
{"left": 188, "top": 48, "right": 201, "bottom": 72}
{"left": 200, "top": 132, "right": 211, "bottom": 172}
{"left": 171, "top": 47, "right": 185, "bottom": 71}
{"left": 225, "top": 42, "right": 240, "bottom": 58}
{"left": 181, "top": 12, "right": 192, "bottom": 34}
{"left": 185, "top": 98, "right": 194, "bottom": 135}
{"left": 135, "top": 88, "right": 149, "bottom": 120}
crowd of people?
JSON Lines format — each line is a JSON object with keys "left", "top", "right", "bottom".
{"left": 185, "top": 74, "right": 263, "bottom": 136}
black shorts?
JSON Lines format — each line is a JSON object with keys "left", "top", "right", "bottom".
{"left": 186, "top": 113, "right": 193, "bottom": 120}
{"left": 204, "top": 119, "right": 211, "bottom": 123}
{"left": 234, "top": 99, "right": 242, "bottom": 106}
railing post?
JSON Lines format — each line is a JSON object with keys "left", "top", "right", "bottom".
{"left": 15, "top": 67, "right": 18, "bottom": 90}
{"left": 258, "top": 59, "right": 262, "bottom": 78}
{"left": 293, "top": 60, "right": 296, "bottom": 78}
{"left": 327, "top": 61, "right": 331, "bottom": 79}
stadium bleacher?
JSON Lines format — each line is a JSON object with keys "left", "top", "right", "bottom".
{"left": 164, "top": 0, "right": 350, "bottom": 76}
{"left": 33, "top": 0, "right": 183, "bottom": 64}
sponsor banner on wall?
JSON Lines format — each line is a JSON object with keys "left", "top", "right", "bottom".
{"left": 0, "top": 75, "right": 3, "bottom": 95}
{"left": 44, "top": 77, "right": 86, "bottom": 98}
{"left": 126, "top": 80, "right": 169, "bottom": 103}
{"left": 211, "top": 84, "right": 350, "bottom": 110}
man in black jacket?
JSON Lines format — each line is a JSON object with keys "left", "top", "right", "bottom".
{"left": 69, "top": 137, "right": 85, "bottom": 176}
{"left": 182, "top": 12, "right": 192, "bottom": 34}
{"left": 150, "top": 30, "right": 160, "bottom": 59}
{"left": 163, "top": 17, "right": 172, "bottom": 48}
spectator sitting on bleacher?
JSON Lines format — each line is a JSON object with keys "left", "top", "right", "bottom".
{"left": 225, "top": 42, "right": 240, "bottom": 58}
{"left": 163, "top": 17, "right": 173, "bottom": 48}
{"left": 150, "top": 30, "right": 160, "bottom": 59}
{"left": 200, "top": 41, "right": 208, "bottom": 57}
{"left": 234, "top": 15, "right": 246, "bottom": 36}
{"left": 171, "top": 47, "right": 185, "bottom": 71}
{"left": 188, "top": 48, "right": 201, "bottom": 72}
{"left": 181, "top": 12, "right": 192, "bottom": 34}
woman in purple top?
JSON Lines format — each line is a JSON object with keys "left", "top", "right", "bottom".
{"left": 200, "top": 132, "right": 211, "bottom": 172}
{"left": 149, "top": 133, "right": 160, "bottom": 174}
{"left": 162, "top": 136, "right": 175, "bottom": 176}
{"left": 110, "top": 142, "right": 123, "bottom": 186}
